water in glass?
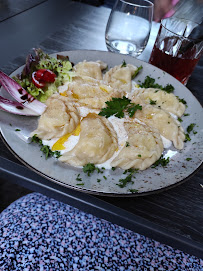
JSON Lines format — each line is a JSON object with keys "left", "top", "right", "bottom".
{"left": 105, "top": 0, "right": 154, "bottom": 57}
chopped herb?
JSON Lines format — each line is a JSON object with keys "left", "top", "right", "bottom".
{"left": 103, "top": 176, "right": 107, "bottom": 180}
{"left": 163, "top": 84, "right": 175, "bottom": 93}
{"left": 76, "top": 174, "right": 82, "bottom": 182}
{"left": 184, "top": 133, "right": 191, "bottom": 142}
{"left": 123, "top": 168, "right": 138, "bottom": 174}
{"left": 117, "top": 174, "right": 134, "bottom": 188}
{"left": 128, "top": 189, "right": 138, "bottom": 193}
{"left": 138, "top": 154, "right": 141, "bottom": 157}
{"left": 83, "top": 163, "right": 96, "bottom": 176}
{"left": 15, "top": 129, "right": 21, "bottom": 131}
{"left": 76, "top": 183, "right": 84, "bottom": 186}
{"left": 31, "top": 135, "right": 61, "bottom": 159}
{"left": 40, "top": 145, "right": 61, "bottom": 159}
{"left": 97, "top": 179, "right": 101, "bottom": 182}
{"left": 54, "top": 151, "right": 62, "bottom": 158}
{"left": 32, "top": 134, "right": 42, "bottom": 145}
{"left": 9, "top": 123, "right": 12, "bottom": 126}
{"left": 184, "top": 123, "right": 196, "bottom": 142}
{"left": 177, "top": 96, "right": 187, "bottom": 105}
{"left": 149, "top": 99, "right": 156, "bottom": 105}
{"left": 186, "top": 158, "right": 192, "bottom": 161}
{"left": 140, "top": 76, "right": 174, "bottom": 93}
{"left": 96, "top": 168, "right": 104, "bottom": 174}
{"left": 131, "top": 65, "right": 143, "bottom": 79}
{"left": 111, "top": 167, "right": 116, "bottom": 171}
{"left": 99, "top": 96, "right": 131, "bottom": 118}
{"left": 151, "top": 155, "right": 170, "bottom": 168}
{"left": 177, "top": 117, "right": 183, "bottom": 122}
{"left": 127, "top": 104, "right": 142, "bottom": 117}
{"left": 187, "top": 123, "right": 196, "bottom": 133}
{"left": 99, "top": 96, "right": 142, "bottom": 119}
{"left": 126, "top": 141, "right": 130, "bottom": 147}
{"left": 193, "top": 131, "right": 197, "bottom": 134}
{"left": 121, "top": 60, "right": 127, "bottom": 67}
{"left": 183, "top": 113, "right": 190, "bottom": 116}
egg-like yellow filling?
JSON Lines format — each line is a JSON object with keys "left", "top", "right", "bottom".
{"left": 52, "top": 124, "right": 81, "bottom": 151}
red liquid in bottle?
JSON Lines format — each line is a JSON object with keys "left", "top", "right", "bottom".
{"left": 149, "top": 46, "right": 199, "bottom": 85}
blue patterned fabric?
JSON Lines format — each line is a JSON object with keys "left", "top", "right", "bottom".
{"left": 0, "top": 192, "right": 202, "bottom": 270}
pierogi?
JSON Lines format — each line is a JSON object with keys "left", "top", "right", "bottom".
{"left": 31, "top": 94, "right": 80, "bottom": 140}
{"left": 59, "top": 114, "right": 118, "bottom": 166}
{"left": 111, "top": 121, "right": 164, "bottom": 170}
{"left": 32, "top": 59, "right": 186, "bottom": 170}
{"left": 132, "top": 88, "right": 186, "bottom": 117}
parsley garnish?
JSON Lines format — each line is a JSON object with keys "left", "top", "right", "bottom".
{"left": 126, "top": 141, "right": 130, "bottom": 147}
{"left": 83, "top": 163, "right": 96, "bottom": 176}
{"left": 31, "top": 135, "right": 61, "bottom": 159}
{"left": 177, "top": 96, "right": 187, "bottom": 105}
{"left": 183, "top": 113, "right": 190, "bottom": 116}
{"left": 186, "top": 158, "right": 192, "bottom": 161}
{"left": 128, "top": 189, "right": 138, "bottom": 193}
{"left": 116, "top": 168, "right": 139, "bottom": 188}
{"left": 163, "top": 84, "right": 175, "bottom": 93}
{"left": 123, "top": 168, "right": 138, "bottom": 174}
{"left": 15, "top": 129, "right": 21, "bottom": 131}
{"left": 99, "top": 96, "right": 131, "bottom": 118}
{"left": 111, "top": 167, "right": 116, "bottom": 171}
{"left": 131, "top": 65, "right": 143, "bottom": 79}
{"left": 187, "top": 123, "right": 196, "bottom": 133}
{"left": 138, "top": 154, "right": 141, "bottom": 157}
{"left": 99, "top": 96, "right": 142, "bottom": 118}
{"left": 76, "top": 174, "right": 82, "bottom": 182}
{"left": 83, "top": 164, "right": 106, "bottom": 176}
{"left": 151, "top": 155, "right": 170, "bottom": 168}
{"left": 117, "top": 174, "right": 134, "bottom": 188}
{"left": 127, "top": 104, "right": 142, "bottom": 117}
{"left": 184, "top": 123, "right": 196, "bottom": 142}
{"left": 184, "top": 133, "right": 191, "bottom": 142}
{"left": 177, "top": 117, "right": 183, "bottom": 122}
{"left": 140, "top": 76, "right": 174, "bottom": 93}
{"left": 40, "top": 145, "right": 61, "bottom": 159}
{"left": 121, "top": 60, "right": 127, "bottom": 67}
{"left": 149, "top": 99, "right": 156, "bottom": 105}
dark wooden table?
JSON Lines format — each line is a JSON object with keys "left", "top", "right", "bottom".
{"left": 0, "top": 0, "right": 202, "bottom": 259}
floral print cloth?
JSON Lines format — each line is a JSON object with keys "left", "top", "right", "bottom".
{"left": 0, "top": 192, "right": 202, "bottom": 270}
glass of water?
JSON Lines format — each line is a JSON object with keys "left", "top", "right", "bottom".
{"left": 105, "top": 0, "right": 154, "bottom": 57}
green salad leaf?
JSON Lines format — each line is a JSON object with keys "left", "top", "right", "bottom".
{"left": 13, "top": 48, "right": 75, "bottom": 102}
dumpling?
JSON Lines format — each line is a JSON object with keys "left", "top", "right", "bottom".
{"left": 62, "top": 80, "right": 124, "bottom": 109}
{"left": 131, "top": 101, "right": 185, "bottom": 149}
{"left": 31, "top": 94, "right": 80, "bottom": 140}
{"left": 111, "top": 121, "right": 163, "bottom": 170}
{"left": 59, "top": 114, "right": 118, "bottom": 166}
{"left": 103, "top": 64, "right": 138, "bottom": 93}
{"left": 73, "top": 60, "right": 107, "bottom": 80}
{"left": 132, "top": 88, "right": 186, "bottom": 117}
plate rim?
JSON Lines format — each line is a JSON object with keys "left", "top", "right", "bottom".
{"left": 1, "top": 49, "right": 203, "bottom": 197}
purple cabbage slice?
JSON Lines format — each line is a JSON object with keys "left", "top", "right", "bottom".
{"left": 0, "top": 96, "right": 40, "bottom": 116}
{"left": 0, "top": 70, "right": 46, "bottom": 115}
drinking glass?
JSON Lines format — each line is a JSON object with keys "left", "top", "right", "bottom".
{"left": 105, "top": 0, "right": 154, "bottom": 57}
{"left": 149, "top": 17, "right": 203, "bottom": 85}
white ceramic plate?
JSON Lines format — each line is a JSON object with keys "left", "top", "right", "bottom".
{"left": 0, "top": 50, "right": 202, "bottom": 196}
